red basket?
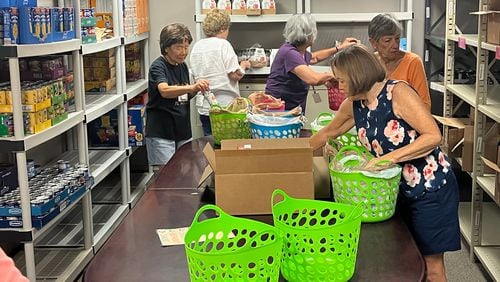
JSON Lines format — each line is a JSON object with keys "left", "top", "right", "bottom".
{"left": 327, "top": 81, "right": 346, "bottom": 111}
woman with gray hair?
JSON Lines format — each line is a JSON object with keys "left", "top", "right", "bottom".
{"left": 265, "top": 13, "right": 357, "bottom": 110}
{"left": 368, "top": 13, "right": 431, "bottom": 110}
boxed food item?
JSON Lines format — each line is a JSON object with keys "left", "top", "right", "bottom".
{"left": 127, "top": 105, "right": 145, "bottom": 147}
{"left": 93, "top": 48, "right": 116, "bottom": 58}
{"left": 232, "top": 0, "right": 246, "bottom": 15}
{"left": 201, "top": 0, "right": 216, "bottom": 14}
{"left": 84, "top": 66, "right": 116, "bottom": 81}
{"left": 83, "top": 55, "right": 115, "bottom": 68}
{"left": 87, "top": 109, "right": 119, "bottom": 147}
{"left": 261, "top": 0, "right": 276, "bottom": 15}
{"left": 201, "top": 138, "right": 314, "bottom": 215}
{"left": 246, "top": 0, "right": 260, "bottom": 15}
{"left": 95, "top": 12, "right": 112, "bottom": 29}
{"left": 84, "top": 77, "right": 116, "bottom": 92}
{"left": 217, "top": 0, "right": 232, "bottom": 14}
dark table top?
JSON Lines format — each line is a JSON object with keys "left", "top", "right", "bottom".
{"left": 84, "top": 138, "right": 425, "bottom": 282}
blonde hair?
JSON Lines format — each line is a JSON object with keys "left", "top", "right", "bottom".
{"left": 203, "top": 9, "right": 231, "bottom": 37}
{"left": 331, "top": 44, "right": 386, "bottom": 95}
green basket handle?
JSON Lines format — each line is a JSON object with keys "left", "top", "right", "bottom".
{"left": 190, "top": 204, "right": 227, "bottom": 227}
{"left": 333, "top": 145, "right": 367, "bottom": 169}
{"left": 345, "top": 203, "right": 364, "bottom": 221}
{"left": 316, "top": 112, "right": 334, "bottom": 126}
{"left": 271, "top": 189, "right": 290, "bottom": 208}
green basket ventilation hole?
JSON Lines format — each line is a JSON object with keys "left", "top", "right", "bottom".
{"left": 329, "top": 146, "right": 401, "bottom": 223}
{"left": 271, "top": 189, "right": 363, "bottom": 282}
{"left": 184, "top": 205, "right": 283, "bottom": 281}
{"left": 209, "top": 112, "right": 251, "bottom": 145}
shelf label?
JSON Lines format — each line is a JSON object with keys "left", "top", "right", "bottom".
{"left": 458, "top": 37, "right": 466, "bottom": 49}
{"left": 496, "top": 46, "right": 500, "bottom": 60}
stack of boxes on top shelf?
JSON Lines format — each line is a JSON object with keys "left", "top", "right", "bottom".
{"left": 87, "top": 91, "right": 146, "bottom": 148}
{"left": 201, "top": 0, "right": 276, "bottom": 15}
{"left": 0, "top": 56, "right": 74, "bottom": 137}
{"left": 122, "top": 0, "right": 149, "bottom": 37}
{"left": 0, "top": 0, "right": 76, "bottom": 45}
{"left": 83, "top": 49, "right": 116, "bottom": 93}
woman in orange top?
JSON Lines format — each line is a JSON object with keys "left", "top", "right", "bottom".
{"left": 368, "top": 13, "right": 431, "bottom": 111}
{"left": 0, "top": 248, "right": 28, "bottom": 282}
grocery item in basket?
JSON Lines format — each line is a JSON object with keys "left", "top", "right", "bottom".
{"left": 248, "top": 91, "right": 285, "bottom": 111}
{"left": 330, "top": 146, "right": 401, "bottom": 223}
{"left": 209, "top": 97, "right": 249, "bottom": 114}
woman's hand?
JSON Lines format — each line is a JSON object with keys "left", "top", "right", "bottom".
{"left": 338, "top": 37, "right": 359, "bottom": 51}
{"left": 193, "top": 79, "right": 210, "bottom": 92}
{"left": 240, "top": 60, "right": 251, "bottom": 70}
{"left": 363, "top": 157, "right": 396, "bottom": 172}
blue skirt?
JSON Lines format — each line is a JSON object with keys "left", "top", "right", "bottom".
{"left": 398, "top": 171, "right": 461, "bottom": 256}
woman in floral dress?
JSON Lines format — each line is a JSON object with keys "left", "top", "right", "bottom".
{"left": 310, "top": 44, "right": 460, "bottom": 282}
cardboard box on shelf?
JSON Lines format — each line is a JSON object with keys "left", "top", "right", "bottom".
{"left": 83, "top": 55, "right": 116, "bottom": 68}
{"left": 487, "top": 12, "right": 500, "bottom": 45}
{"left": 433, "top": 115, "right": 469, "bottom": 157}
{"left": 481, "top": 152, "right": 500, "bottom": 205}
{"left": 201, "top": 138, "right": 314, "bottom": 215}
{"left": 84, "top": 77, "right": 116, "bottom": 92}
{"left": 84, "top": 66, "right": 116, "bottom": 81}
{"left": 482, "top": 123, "right": 500, "bottom": 173}
{"left": 87, "top": 109, "right": 119, "bottom": 147}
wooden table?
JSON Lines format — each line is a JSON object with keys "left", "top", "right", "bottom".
{"left": 84, "top": 138, "right": 425, "bottom": 282}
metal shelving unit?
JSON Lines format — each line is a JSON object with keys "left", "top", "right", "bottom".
{"left": 445, "top": 0, "right": 500, "bottom": 280}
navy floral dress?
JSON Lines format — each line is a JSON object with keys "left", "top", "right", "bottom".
{"left": 353, "top": 80, "right": 453, "bottom": 199}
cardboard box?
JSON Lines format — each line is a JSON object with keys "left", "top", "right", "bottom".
{"left": 482, "top": 123, "right": 500, "bottom": 173}
{"left": 487, "top": 12, "right": 500, "bottom": 45}
{"left": 84, "top": 66, "right": 116, "bottom": 81}
{"left": 461, "top": 125, "right": 474, "bottom": 172}
{"left": 433, "top": 115, "right": 470, "bottom": 158}
{"left": 481, "top": 153, "right": 500, "bottom": 205}
{"left": 202, "top": 138, "right": 314, "bottom": 215}
{"left": 83, "top": 55, "right": 115, "bottom": 68}
{"left": 84, "top": 77, "right": 116, "bottom": 92}
{"left": 313, "top": 156, "right": 331, "bottom": 199}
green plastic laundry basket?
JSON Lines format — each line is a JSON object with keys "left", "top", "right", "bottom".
{"left": 329, "top": 146, "right": 401, "bottom": 223}
{"left": 209, "top": 112, "right": 251, "bottom": 145}
{"left": 271, "top": 189, "right": 363, "bottom": 282}
{"left": 184, "top": 205, "right": 283, "bottom": 281}
{"left": 310, "top": 112, "right": 334, "bottom": 134}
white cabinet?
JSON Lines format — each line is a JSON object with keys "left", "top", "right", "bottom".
{"left": 444, "top": 0, "right": 500, "bottom": 280}
{"left": 0, "top": 0, "right": 150, "bottom": 280}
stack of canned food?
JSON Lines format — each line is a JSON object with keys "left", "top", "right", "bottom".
{"left": 0, "top": 162, "right": 93, "bottom": 228}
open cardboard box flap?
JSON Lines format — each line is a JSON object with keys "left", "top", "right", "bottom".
{"left": 433, "top": 115, "right": 469, "bottom": 129}
{"left": 481, "top": 156, "right": 500, "bottom": 173}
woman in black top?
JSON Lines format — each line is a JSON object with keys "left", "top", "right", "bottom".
{"left": 146, "top": 23, "right": 209, "bottom": 167}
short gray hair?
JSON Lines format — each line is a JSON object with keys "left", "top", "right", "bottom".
{"left": 283, "top": 14, "right": 317, "bottom": 46}
{"left": 368, "top": 13, "right": 402, "bottom": 41}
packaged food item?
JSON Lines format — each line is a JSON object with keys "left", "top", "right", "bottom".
{"left": 246, "top": 0, "right": 261, "bottom": 15}
{"left": 249, "top": 47, "right": 267, "bottom": 68}
{"left": 217, "top": 0, "right": 232, "bottom": 14}
{"left": 261, "top": 0, "right": 276, "bottom": 14}
{"left": 201, "top": 0, "right": 216, "bottom": 14}
{"left": 232, "top": 0, "right": 246, "bottom": 15}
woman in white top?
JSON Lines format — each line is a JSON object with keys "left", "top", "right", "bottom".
{"left": 189, "top": 9, "right": 251, "bottom": 136}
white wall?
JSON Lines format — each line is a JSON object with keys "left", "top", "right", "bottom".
{"left": 148, "top": 0, "right": 425, "bottom": 137}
